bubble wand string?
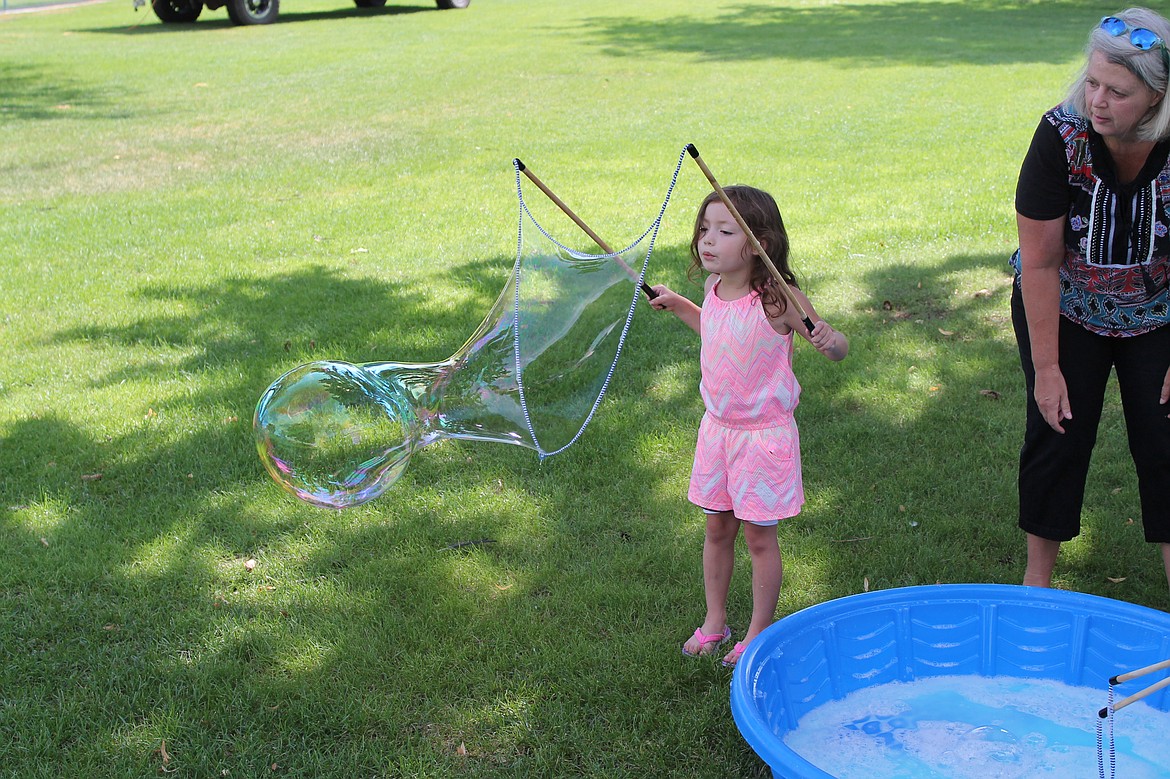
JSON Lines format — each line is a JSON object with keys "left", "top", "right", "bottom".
{"left": 513, "top": 158, "right": 659, "bottom": 300}
{"left": 685, "top": 143, "right": 815, "bottom": 334}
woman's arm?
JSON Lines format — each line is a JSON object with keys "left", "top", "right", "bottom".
{"left": 1017, "top": 213, "right": 1070, "bottom": 432}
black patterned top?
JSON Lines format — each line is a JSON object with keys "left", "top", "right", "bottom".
{"left": 1013, "top": 104, "right": 1170, "bottom": 336}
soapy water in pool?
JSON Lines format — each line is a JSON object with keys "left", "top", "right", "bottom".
{"left": 782, "top": 675, "right": 1170, "bottom": 778}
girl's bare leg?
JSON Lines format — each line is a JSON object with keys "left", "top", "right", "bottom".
{"left": 682, "top": 511, "right": 739, "bottom": 655}
{"left": 730, "top": 521, "right": 782, "bottom": 663}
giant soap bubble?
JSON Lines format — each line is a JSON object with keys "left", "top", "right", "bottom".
{"left": 254, "top": 152, "right": 686, "bottom": 508}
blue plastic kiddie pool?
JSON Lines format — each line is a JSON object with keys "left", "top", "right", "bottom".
{"left": 730, "top": 584, "right": 1170, "bottom": 778}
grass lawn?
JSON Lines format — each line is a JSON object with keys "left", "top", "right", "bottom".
{"left": 1, "top": 0, "right": 1166, "bottom": 776}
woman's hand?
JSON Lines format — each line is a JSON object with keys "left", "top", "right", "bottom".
{"left": 1161, "top": 364, "right": 1170, "bottom": 418}
{"left": 1034, "top": 364, "right": 1072, "bottom": 433}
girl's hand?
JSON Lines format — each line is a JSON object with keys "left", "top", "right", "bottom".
{"left": 809, "top": 320, "right": 847, "bottom": 361}
{"left": 649, "top": 284, "right": 703, "bottom": 333}
{"left": 1034, "top": 364, "right": 1071, "bottom": 433}
{"left": 648, "top": 284, "right": 683, "bottom": 311}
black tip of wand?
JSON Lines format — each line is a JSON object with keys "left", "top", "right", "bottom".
{"left": 1098, "top": 707, "right": 1110, "bottom": 719}
{"left": 514, "top": 158, "right": 526, "bottom": 171}
{"left": 1109, "top": 675, "right": 1121, "bottom": 685}
{"left": 686, "top": 143, "right": 699, "bottom": 158}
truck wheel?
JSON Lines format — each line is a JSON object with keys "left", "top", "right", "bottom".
{"left": 435, "top": 0, "right": 469, "bottom": 7}
{"left": 354, "top": 0, "right": 385, "bottom": 7}
{"left": 226, "top": 0, "right": 278, "bottom": 24}
{"left": 152, "top": 0, "right": 202, "bottom": 22}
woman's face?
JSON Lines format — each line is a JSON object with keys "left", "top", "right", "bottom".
{"left": 1084, "top": 49, "right": 1164, "bottom": 142}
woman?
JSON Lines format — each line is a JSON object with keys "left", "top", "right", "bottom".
{"left": 1012, "top": 7, "right": 1170, "bottom": 591}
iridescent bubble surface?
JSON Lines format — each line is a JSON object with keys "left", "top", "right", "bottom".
{"left": 254, "top": 194, "right": 663, "bottom": 509}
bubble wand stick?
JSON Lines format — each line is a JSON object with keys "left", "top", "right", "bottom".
{"left": 685, "top": 143, "right": 815, "bottom": 334}
{"left": 513, "top": 158, "right": 658, "bottom": 300}
{"left": 1098, "top": 657, "right": 1170, "bottom": 717}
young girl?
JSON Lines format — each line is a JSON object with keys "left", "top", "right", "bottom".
{"left": 650, "top": 185, "right": 848, "bottom": 667}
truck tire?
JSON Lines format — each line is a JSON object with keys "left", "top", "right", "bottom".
{"left": 226, "top": 0, "right": 278, "bottom": 24}
{"left": 435, "top": 0, "right": 469, "bottom": 7}
{"left": 152, "top": 0, "right": 202, "bottom": 22}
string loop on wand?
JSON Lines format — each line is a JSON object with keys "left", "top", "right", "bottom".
{"left": 512, "top": 158, "right": 658, "bottom": 300}
{"left": 507, "top": 149, "right": 687, "bottom": 458}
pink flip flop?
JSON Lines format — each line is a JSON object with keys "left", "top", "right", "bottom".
{"left": 682, "top": 626, "right": 732, "bottom": 657}
{"left": 721, "top": 641, "right": 746, "bottom": 668}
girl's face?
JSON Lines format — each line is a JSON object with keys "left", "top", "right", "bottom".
{"left": 697, "top": 201, "right": 754, "bottom": 276}
{"left": 1084, "top": 49, "right": 1163, "bottom": 142}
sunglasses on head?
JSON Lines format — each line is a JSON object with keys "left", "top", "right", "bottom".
{"left": 1100, "top": 16, "right": 1167, "bottom": 54}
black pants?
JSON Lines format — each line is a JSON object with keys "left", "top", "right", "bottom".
{"left": 1011, "top": 283, "right": 1170, "bottom": 543}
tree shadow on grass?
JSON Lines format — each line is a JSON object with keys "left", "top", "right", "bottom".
{"left": 2, "top": 245, "right": 769, "bottom": 774}
{"left": 4, "top": 240, "right": 1162, "bottom": 775}
{"left": 790, "top": 252, "right": 1024, "bottom": 602}
{"left": 573, "top": 0, "right": 1103, "bottom": 67}
{"left": 785, "top": 250, "right": 1168, "bottom": 616}
{"left": 0, "top": 61, "right": 131, "bottom": 122}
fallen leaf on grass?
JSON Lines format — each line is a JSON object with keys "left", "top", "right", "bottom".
{"left": 1107, "top": 577, "right": 1127, "bottom": 583}
{"left": 938, "top": 328, "right": 955, "bottom": 336}
{"left": 979, "top": 389, "right": 1001, "bottom": 400}
{"left": 40, "top": 537, "right": 49, "bottom": 547}
{"left": 973, "top": 289, "right": 992, "bottom": 298}
{"left": 456, "top": 742, "right": 468, "bottom": 756}
{"left": 157, "top": 739, "right": 173, "bottom": 772}
{"left": 81, "top": 473, "right": 102, "bottom": 481}
{"left": 244, "top": 559, "right": 257, "bottom": 571}
{"left": 863, "top": 577, "right": 870, "bottom": 592}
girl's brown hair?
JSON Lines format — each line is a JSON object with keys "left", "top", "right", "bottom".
{"left": 688, "top": 185, "right": 795, "bottom": 318}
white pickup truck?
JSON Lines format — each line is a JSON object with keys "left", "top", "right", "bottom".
{"left": 147, "top": 0, "right": 467, "bottom": 25}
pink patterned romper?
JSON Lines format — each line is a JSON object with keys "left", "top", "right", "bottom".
{"left": 687, "top": 284, "right": 804, "bottom": 523}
